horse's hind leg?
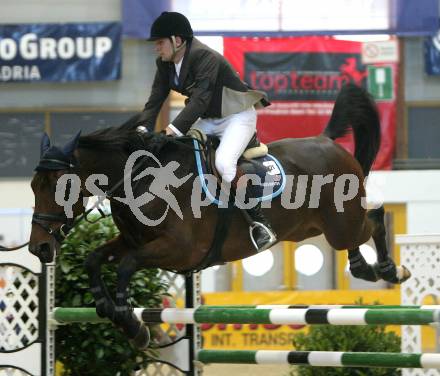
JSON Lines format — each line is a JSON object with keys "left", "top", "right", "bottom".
{"left": 368, "top": 206, "right": 411, "bottom": 283}
{"left": 347, "top": 247, "right": 380, "bottom": 282}
{"left": 113, "top": 254, "right": 150, "bottom": 349}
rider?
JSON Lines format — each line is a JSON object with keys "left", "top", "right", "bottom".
{"left": 138, "top": 11, "right": 276, "bottom": 251}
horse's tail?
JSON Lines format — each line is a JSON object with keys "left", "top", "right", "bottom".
{"left": 323, "top": 83, "right": 381, "bottom": 176}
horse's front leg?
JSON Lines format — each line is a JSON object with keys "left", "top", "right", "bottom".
{"left": 347, "top": 247, "right": 380, "bottom": 282}
{"left": 110, "top": 235, "right": 190, "bottom": 349}
{"left": 84, "top": 237, "right": 125, "bottom": 319}
{"left": 113, "top": 254, "right": 150, "bottom": 349}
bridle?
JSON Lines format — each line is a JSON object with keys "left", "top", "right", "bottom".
{"left": 31, "top": 212, "right": 76, "bottom": 244}
{"left": 31, "top": 181, "right": 111, "bottom": 246}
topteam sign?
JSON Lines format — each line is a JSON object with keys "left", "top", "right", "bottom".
{"left": 244, "top": 52, "right": 367, "bottom": 101}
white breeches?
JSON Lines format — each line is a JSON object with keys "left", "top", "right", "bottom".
{"left": 191, "top": 107, "right": 257, "bottom": 183}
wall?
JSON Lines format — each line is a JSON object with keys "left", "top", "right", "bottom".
{"left": 404, "top": 37, "right": 440, "bottom": 102}
{"left": 368, "top": 170, "right": 440, "bottom": 234}
{"left": 0, "top": 0, "right": 156, "bottom": 109}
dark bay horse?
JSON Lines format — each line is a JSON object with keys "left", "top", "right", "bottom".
{"left": 28, "top": 84, "right": 410, "bottom": 349}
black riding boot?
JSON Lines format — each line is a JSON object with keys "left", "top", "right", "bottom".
{"left": 244, "top": 201, "right": 277, "bottom": 252}
{"left": 230, "top": 164, "right": 277, "bottom": 252}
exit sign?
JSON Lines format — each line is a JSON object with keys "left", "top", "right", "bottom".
{"left": 367, "top": 66, "right": 393, "bottom": 100}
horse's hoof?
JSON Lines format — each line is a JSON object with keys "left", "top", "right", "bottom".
{"left": 376, "top": 261, "right": 412, "bottom": 284}
{"left": 129, "top": 324, "right": 150, "bottom": 350}
{"left": 397, "top": 265, "right": 411, "bottom": 283}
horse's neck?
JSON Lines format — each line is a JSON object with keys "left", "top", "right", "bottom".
{"left": 77, "top": 148, "right": 126, "bottom": 190}
{"left": 76, "top": 141, "right": 196, "bottom": 197}
{"left": 157, "top": 140, "right": 196, "bottom": 173}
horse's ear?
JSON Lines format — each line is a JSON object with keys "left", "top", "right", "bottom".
{"left": 63, "top": 131, "right": 81, "bottom": 156}
{"left": 40, "top": 132, "right": 51, "bottom": 157}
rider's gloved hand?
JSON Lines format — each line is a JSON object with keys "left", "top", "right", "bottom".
{"left": 165, "top": 124, "right": 183, "bottom": 137}
{"left": 165, "top": 126, "right": 176, "bottom": 136}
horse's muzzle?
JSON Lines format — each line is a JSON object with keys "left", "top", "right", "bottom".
{"left": 29, "top": 242, "right": 55, "bottom": 263}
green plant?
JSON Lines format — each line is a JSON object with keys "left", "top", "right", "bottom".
{"left": 55, "top": 216, "right": 168, "bottom": 376}
{"left": 288, "top": 302, "right": 401, "bottom": 376}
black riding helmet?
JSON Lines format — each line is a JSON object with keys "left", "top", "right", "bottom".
{"left": 147, "top": 11, "right": 193, "bottom": 41}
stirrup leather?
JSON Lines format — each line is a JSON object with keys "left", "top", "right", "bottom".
{"left": 249, "top": 221, "right": 277, "bottom": 252}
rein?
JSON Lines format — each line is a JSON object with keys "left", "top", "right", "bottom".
{"left": 0, "top": 243, "right": 30, "bottom": 251}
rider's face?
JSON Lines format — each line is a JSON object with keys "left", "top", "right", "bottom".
{"left": 154, "top": 38, "right": 174, "bottom": 62}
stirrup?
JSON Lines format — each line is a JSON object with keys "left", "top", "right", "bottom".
{"left": 249, "top": 221, "right": 277, "bottom": 252}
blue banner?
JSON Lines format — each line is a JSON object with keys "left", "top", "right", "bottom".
{"left": 122, "top": 0, "right": 438, "bottom": 39}
{"left": 391, "top": 0, "right": 439, "bottom": 36}
{"left": 0, "top": 22, "right": 121, "bottom": 83}
{"left": 425, "top": 31, "right": 440, "bottom": 75}
{"left": 122, "top": 0, "right": 170, "bottom": 39}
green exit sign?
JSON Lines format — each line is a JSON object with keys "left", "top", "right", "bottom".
{"left": 367, "top": 66, "right": 393, "bottom": 100}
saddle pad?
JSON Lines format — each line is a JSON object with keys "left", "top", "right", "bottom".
{"left": 193, "top": 139, "right": 286, "bottom": 206}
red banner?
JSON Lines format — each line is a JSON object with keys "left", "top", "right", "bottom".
{"left": 223, "top": 36, "right": 398, "bottom": 170}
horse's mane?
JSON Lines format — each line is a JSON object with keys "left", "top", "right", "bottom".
{"left": 77, "top": 113, "right": 142, "bottom": 152}
{"left": 77, "top": 112, "right": 194, "bottom": 156}
{"left": 78, "top": 127, "right": 133, "bottom": 152}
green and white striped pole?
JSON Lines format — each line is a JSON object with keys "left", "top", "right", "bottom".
{"left": 52, "top": 307, "right": 440, "bottom": 326}
{"left": 197, "top": 350, "right": 440, "bottom": 368}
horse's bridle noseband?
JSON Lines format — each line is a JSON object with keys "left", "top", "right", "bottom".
{"left": 31, "top": 212, "right": 75, "bottom": 244}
